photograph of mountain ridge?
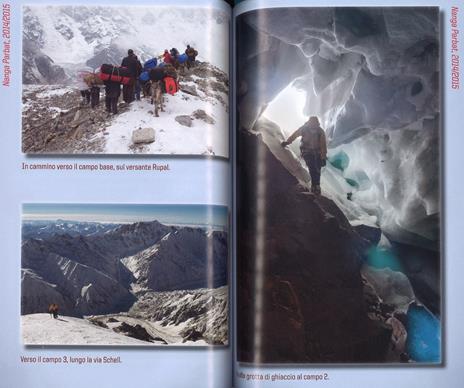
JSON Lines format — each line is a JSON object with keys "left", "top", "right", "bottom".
{"left": 21, "top": 204, "right": 229, "bottom": 346}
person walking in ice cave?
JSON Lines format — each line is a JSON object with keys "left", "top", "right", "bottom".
{"left": 281, "top": 116, "right": 327, "bottom": 195}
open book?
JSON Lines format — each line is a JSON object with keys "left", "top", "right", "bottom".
{"left": 1, "top": 0, "right": 462, "bottom": 387}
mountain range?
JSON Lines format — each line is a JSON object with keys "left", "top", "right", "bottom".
{"left": 22, "top": 220, "right": 228, "bottom": 319}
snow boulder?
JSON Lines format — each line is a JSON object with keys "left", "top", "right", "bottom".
{"left": 192, "top": 109, "right": 215, "bottom": 125}
{"left": 175, "top": 115, "right": 193, "bottom": 127}
{"left": 180, "top": 84, "right": 199, "bottom": 96}
{"left": 132, "top": 127, "right": 155, "bottom": 144}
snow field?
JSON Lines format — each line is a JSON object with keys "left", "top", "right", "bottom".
{"left": 102, "top": 92, "right": 228, "bottom": 156}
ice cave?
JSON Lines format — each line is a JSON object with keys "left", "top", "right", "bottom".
{"left": 237, "top": 7, "right": 440, "bottom": 363}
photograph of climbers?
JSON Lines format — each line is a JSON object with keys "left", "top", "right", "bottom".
{"left": 22, "top": 5, "right": 229, "bottom": 157}
{"left": 236, "top": 7, "right": 441, "bottom": 364}
{"left": 21, "top": 203, "right": 229, "bottom": 346}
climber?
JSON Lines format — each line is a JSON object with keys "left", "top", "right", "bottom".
{"left": 281, "top": 116, "right": 327, "bottom": 195}
{"left": 83, "top": 71, "right": 102, "bottom": 109}
{"left": 185, "top": 45, "right": 198, "bottom": 69}
{"left": 104, "top": 79, "right": 121, "bottom": 115}
{"left": 121, "top": 49, "right": 142, "bottom": 103}
{"left": 147, "top": 64, "right": 178, "bottom": 116}
{"left": 77, "top": 70, "right": 91, "bottom": 105}
{"left": 163, "top": 49, "right": 173, "bottom": 65}
{"left": 170, "top": 47, "right": 180, "bottom": 59}
{"left": 170, "top": 47, "right": 180, "bottom": 69}
{"left": 48, "top": 303, "right": 59, "bottom": 319}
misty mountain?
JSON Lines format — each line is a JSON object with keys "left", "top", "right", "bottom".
{"left": 22, "top": 5, "right": 228, "bottom": 84}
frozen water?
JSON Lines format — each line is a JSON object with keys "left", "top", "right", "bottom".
{"left": 406, "top": 304, "right": 441, "bottom": 363}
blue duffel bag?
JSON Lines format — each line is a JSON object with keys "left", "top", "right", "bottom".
{"left": 143, "top": 58, "right": 158, "bottom": 71}
{"left": 177, "top": 53, "right": 188, "bottom": 64}
{"left": 139, "top": 71, "right": 150, "bottom": 82}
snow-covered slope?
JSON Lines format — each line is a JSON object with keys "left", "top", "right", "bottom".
{"left": 22, "top": 284, "right": 227, "bottom": 346}
{"left": 22, "top": 62, "right": 229, "bottom": 156}
{"left": 124, "top": 227, "right": 228, "bottom": 291}
{"left": 102, "top": 97, "right": 226, "bottom": 156}
{"left": 22, "top": 314, "right": 149, "bottom": 345}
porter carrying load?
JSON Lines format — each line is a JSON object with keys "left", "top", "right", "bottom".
{"left": 99, "top": 64, "right": 133, "bottom": 85}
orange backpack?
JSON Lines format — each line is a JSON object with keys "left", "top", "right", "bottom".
{"left": 163, "top": 76, "right": 179, "bottom": 96}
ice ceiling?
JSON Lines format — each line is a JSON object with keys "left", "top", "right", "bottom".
{"left": 238, "top": 7, "right": 440, "bottom": 248}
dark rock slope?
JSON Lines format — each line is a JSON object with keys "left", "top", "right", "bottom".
{"left": 237, "top": 130, "right": 391, "bottom": 363}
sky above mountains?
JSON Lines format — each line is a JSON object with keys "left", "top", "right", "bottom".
{"left": 22, "top": 203, "right": 228, "bottom": 227}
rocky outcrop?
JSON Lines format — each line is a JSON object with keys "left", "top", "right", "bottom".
{"left": 180, "top": 62, "right": 229, "bottom": 108}
{"left": 22, "top": 40, "right": 68, "bottom": 85}
{"left": 113, "top": 322, "right": 156, "bottom": 343}
{"left": 21, "top": 87, "right": 109, "bottom": 154}
{"left": 130, "top": 286, "right": 228, "bottom": 345}
{"left": 237, "top": 130, "right": 391, "bottom": 363}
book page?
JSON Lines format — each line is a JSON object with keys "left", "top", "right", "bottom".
{"left": 0, "top": 0, "right": 232, "bottom": 387}
{"left": 234, "top": 0, "right": 462, "bottom": 386}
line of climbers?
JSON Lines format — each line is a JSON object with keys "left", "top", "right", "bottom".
{"left": 77, "top": 45, "right": 198, "bottom": 116}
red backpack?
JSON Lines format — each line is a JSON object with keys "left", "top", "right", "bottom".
{"left": 163, "top": 76, "right": 179, "bottom": 96}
